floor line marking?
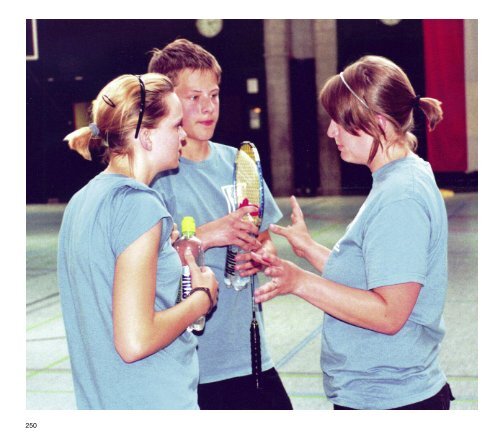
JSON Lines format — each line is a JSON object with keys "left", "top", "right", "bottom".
{"left": 275, "top": 324, "right": 322, "bottom": 369}
{"left": 27, "top": 292, "right": 60, "bottom": 308}
{"left": 27, "top": 355, "right": 70, "bottom": 379}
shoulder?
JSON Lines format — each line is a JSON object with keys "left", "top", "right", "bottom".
{"left": 110, "top": 177, "right": 170, "bottom": 219}
{"left": 375, "top": 156, "right": 436, "bottom": 207}
{"left": 210, "top": 141, "right": 237, "bottom": 161}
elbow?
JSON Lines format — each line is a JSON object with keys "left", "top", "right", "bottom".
{"left": 379, "top": 318, "right": 406, "bottom": 336}
{"left": 114, "top": 336, "right": 148, "bottom": 364}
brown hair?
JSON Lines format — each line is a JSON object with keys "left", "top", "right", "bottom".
{"left": 64, "top": 73, "right": 174, "bottom": 163}
{"left": 320, "top": 55, "right": 443, "bottom": 162}
{"left": 147, "top": 38, "right": 222, "bottom": 85}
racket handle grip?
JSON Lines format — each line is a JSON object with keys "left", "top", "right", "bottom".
{"left": 250, "top": 318, "right": 262, "bottom": 389}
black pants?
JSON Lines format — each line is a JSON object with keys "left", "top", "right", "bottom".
{"left": 334, "top": 383, "right": 455, "bottom": 410}
{"left": 198, "top": 367, "right": 293, "bottom": 410}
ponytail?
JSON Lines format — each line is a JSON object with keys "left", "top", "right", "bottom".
{"left": 64, "top": 127, "right": 95, "bottom": 161}
{"left": 416, "top": 97, "right": 444, "bottom": 131}
{"left": 64, "top": 73, "right": 175, "bottom": 164}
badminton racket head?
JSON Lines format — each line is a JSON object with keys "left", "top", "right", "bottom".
{"left": 234, "top": 141, "right": 264, "bottom": 228}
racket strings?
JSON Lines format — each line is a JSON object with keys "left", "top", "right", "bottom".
{"left": 235, "top": 150, "right": 262, "bottom": 226}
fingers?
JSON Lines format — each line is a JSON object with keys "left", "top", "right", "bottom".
{"left": 250, "top": 250, "right": 279, "bottom": 268}
{"left": 236, "top": 233, "right": 261, "bottom": 251}
{"left": 234, "top": 251, "right": 261, "bottom": 276}
{"left": 250, "top": 251, "right": 269, "bottom": 267}
{"left": 253, "top": 279, "right": 281, "bottom": 303}
{"left": 290, "top": 195, "right": 304, "bottom": 218}
{"left": 236, "top": 205, "right": 260, "bottom": 218}
{"left": 233, "top": 207, "right": 259, "bottom": 235}
{"left": 204, "top": 267, "right": 219, "bottom": 305}
{"left": 236, "top": 222, "right": 259, "bottom": 238}
{"left": 236, "top": 265, "right": 261, "bottom": 277}
{"left": 170, "top": 223, "right": 179, "bottom": 243}
{"left": 269, "top": 223, "right": 288, "bottom": 239}
{"left": 184, "top": 247, "right": 198, "bottom": 270}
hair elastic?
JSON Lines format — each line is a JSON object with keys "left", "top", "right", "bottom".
{"left": 339, "top": 72, "right": 369, "bottom": 109}
{"left": 89, "top": 123, "right": 100, "bottom": 138}
{"left": 412, "top": 95, "right": 421, "bottom": 109}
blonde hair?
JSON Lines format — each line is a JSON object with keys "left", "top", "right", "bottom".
{"left": 320, "top": 55, "right": 443, "bottom": 162}
{"left": 64, "top": 73, "right": 174, "bottom": 162}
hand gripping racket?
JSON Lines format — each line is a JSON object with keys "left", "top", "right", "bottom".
{"left": 234, "top": 141, "right": 265, "bottom": 389}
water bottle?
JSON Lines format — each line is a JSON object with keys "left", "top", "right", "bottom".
{"left": 224, "top": 244, "right": 250, "bottom": 291}
{"left": 173, "top": 216, "right": 205, "bottom": 332}
{"left": 224, "top": 245, "right": 238, "bottom": 288}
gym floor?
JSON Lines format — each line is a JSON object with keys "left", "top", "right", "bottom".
{"left": 26, "top": 192, "right": 477, "bottom": 410}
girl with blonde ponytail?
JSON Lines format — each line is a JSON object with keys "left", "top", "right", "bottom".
{"left": 58, "top": 73, "right": 218, "bottom": 409}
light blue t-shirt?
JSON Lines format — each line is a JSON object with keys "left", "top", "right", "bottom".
{"left": 321, "top": 154, "right": 448, "bottom": 409}
{"left": 57, "top": 173, "right": 199, "bottom": 409}
{"left": 152, "top": 142, "right": 283, "bottom": 384}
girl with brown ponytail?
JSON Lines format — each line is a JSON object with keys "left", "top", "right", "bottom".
{"left": 251, "top": 55, "right": 453, "bottom": 410}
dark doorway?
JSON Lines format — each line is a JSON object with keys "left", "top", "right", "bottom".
{"left": 26, "top": 19, "right": 269, "bottom": 203}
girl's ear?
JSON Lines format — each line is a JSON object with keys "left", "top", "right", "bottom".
{"left": 376, "top": 114, "right": 387, "bottom": 131}
{"left": 138, "top": 128, "right": 153, "bottom": 151}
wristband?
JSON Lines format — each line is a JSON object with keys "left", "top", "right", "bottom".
{"left": 189, "top": 287, "right": 215, "bottom": 313}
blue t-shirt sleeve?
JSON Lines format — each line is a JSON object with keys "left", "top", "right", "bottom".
{"left": 152, "top": 173, "right": 178, "bottom": 219}
{"left": 363, "top": 198, "right": 430, "bottom": 289}
{"left": 110, "top": 187, "right": 172, "bottom": 257}
{"left": 260, "top": 180, "right": 283, "bottom": 231}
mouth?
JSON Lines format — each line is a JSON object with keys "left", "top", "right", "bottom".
{"left": 199, "top": 120, "right": 215, "bottom": 126}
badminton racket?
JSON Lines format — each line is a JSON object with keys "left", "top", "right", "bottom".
{"left": 234, "top": 141, "right": 265, "bottom": 389}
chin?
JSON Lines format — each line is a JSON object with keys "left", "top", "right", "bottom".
{"left": 196, "top": 127, "right": 216, "bottom": 140}
{"left": 198, "top": 131, "right": 215, "bottom": 141}
{"left": 164, "top": 160, "right": 179, "bottom": 170}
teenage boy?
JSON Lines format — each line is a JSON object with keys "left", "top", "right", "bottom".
{"left": 149, "top": 39, "right": 292, "bottom": 410}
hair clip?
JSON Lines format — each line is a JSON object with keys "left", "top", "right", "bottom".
{"left": 102, "top": 95, "right": 116, "bottom": 108}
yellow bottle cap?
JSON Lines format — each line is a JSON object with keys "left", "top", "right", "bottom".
{"left": 181, "top": 216, "right": 196, "bottom": 234}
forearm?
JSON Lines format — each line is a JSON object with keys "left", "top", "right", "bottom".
{"left": 195, "top": 206, "right": 260, "bottom": 251}
{"left": 294, "top": 269, "right": 401, "bottom": 334}
{"left": 259, "top": 230, "right": 277, "bottom": 255}
{"left": 149, "top": 293, "right": 208, "bottom": 349}
{"left": 196, "top": 221, "right": 217, "bottom": 250}
{"left": 301, "top": 240, "right": 331, "bottom": 273}
{"left": 115, "top": 291, "right": 209, "bottom": 363}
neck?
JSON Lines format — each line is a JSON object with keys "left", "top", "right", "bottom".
{"left": 368, "top": 144, "right": 410, "bottom": 173}
{"left": 181, "top": 138, "right": 211, "bottom": 161}
{"left": 105, "top": 154, "right": 154, "bottom": 185}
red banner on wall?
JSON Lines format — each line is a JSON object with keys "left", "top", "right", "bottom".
{"left": 423, "top": 19, "right": 468, "bottom": 172}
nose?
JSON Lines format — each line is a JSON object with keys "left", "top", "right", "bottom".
{"left": 178, "top": 126, "right": 187, "bottom": 141}
{"left": 327, "top": 120, "right": 339, "bottom": 139}
{"left": 200, "top": 95, "right": 215, "bottom": 113}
